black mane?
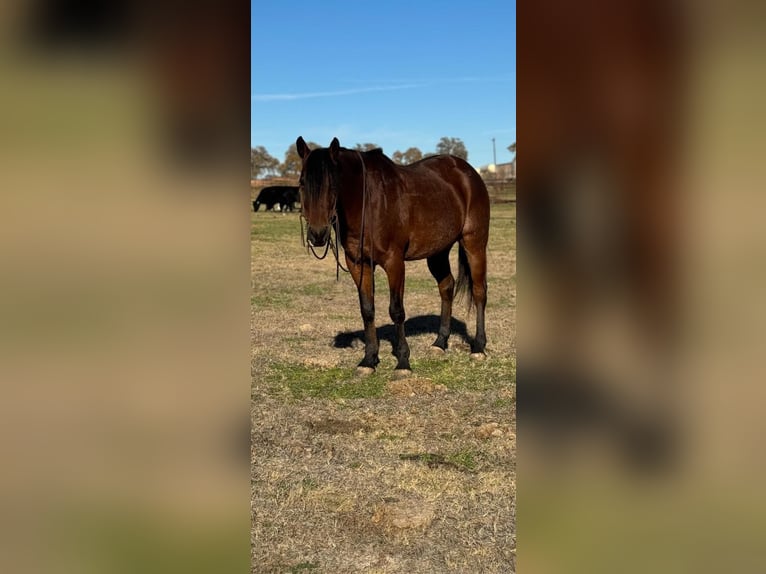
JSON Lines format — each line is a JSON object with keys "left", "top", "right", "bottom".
{"left": 302, "top": 148, "right": 337, "bottom": 204}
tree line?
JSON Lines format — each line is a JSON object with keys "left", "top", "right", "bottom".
{"left": 251, "top": 136, "right": 469, "bottom": 179}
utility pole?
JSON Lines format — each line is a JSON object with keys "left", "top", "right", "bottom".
{"left": 492, "top": 137, "right": 497, "bottom": 166}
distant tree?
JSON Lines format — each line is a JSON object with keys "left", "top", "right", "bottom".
{"left": 435, "top": 137, "right": 468, "bottom": 160}
{"left": 280, "top": 140, "right": 321, "bottom": 176}
{"left": 392, "top": 147, "right": 423, "bottom": 165}
{"left": 507, "top": 142, "right": 516, "bottom": 156}
{"left": 353, "top": 143, "right": 380, "bottom": 152}
{"left": 250, "top": 146, "right": 279, "bottom": 179}
{"left": 403, "top": 147, "right": 423, "bottom": 164}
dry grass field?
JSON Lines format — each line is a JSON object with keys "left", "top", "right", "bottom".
{"left": 251, "top": 194, "right": 516, "bottom": 573}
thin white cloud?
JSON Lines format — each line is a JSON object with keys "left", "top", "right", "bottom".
{"left": 251, "top": 75, "right": 514, "bottom": 102}
{"left": 251, "top": 83, "right": 426, "bottom": 102}
{"left": 340, "top": 75, "right": 514, "bottom": 85}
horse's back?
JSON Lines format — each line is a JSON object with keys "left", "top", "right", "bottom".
{"left": 414, "top": 155, "right": 490, "bottom": 219}
{"left": 392, "top": 155, "right": 489, "bottom": 258}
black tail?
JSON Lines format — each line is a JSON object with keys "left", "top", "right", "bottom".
{"left": 455, "top": 243, "right": 475, "bottom": 314}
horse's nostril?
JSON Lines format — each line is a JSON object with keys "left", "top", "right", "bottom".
{"left": 308, "top": 226, "right": 330, "bottom": 247}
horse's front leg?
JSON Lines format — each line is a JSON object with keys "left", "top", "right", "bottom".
{"left": 347, "top": 255, "right": 379, "bottom": 375}
{"left": 384, "top": 257, "right": 411, "bottom": 378}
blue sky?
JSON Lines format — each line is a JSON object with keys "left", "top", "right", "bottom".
{"left": 251, "top": 0, "right": 515, "bottom": 169}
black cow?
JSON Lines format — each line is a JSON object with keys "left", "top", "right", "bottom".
{"left": 253, "top": 186, "right": 300, "bottom": 212}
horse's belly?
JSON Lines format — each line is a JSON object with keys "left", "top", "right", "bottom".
{"left": 404, "top": 227, "right": 460, "bottom": 260}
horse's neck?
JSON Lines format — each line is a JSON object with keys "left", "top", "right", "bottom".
{"left": 337, "top": 154, "right": 373, "bottom": 242}
{"left": 338, "top": 152, "right": 368, "bottom": 205}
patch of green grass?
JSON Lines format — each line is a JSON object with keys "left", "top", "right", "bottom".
{"left": 446, "top": 449, "right": 478, "bottom": 471}
{"left": 301, "top": 477, "right": 319, "bottom": 490}
{"left": 250, "top": 213, "right": 301, "bottom": 241}
{"left": 251, "top": 292, "right": 292, "bottom": 308}
{"left": 266, "top": 362, "right": 387, "bottom": 400}
{"left": 409, "top": 355, "right": 516, "bottom": 391}
{"left": 250, "top": 282, "right": 328, "bottom": 309}
{"left": 492, "top": 397, "right": 515, "bottom": 409}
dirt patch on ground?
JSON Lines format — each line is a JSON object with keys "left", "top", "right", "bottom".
{"left": 372, "top": 497, "right": 436, "bottom": 530}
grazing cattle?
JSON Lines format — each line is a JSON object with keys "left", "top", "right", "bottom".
{"left": 253, "top": 186, "right": 300, "bottom": 212}
{"left": 278, "top": 187, "right": 300, "bottom": 212}
{"left": 297, "top": 136, "right": 490, "bottom": 379}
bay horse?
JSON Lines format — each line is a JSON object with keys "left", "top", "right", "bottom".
{"left": 297, "top": 136, "right": 490, "bottom": 378}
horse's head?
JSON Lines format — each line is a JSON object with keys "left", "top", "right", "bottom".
{"left": 297, "top": 136, "right": 341, "bottom": 247}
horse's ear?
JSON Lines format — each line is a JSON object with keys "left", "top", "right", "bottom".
{"left": 329, "top": 137, "right": 340, "bottom": 164}
{"left": 296, "top": 136, "right": 311, "bottom": 160}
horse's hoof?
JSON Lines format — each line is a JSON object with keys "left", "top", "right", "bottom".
{"left": 429, "top": 346, "right": 446, "bottom": 355}
{"left": 355, "top": 366, "right": 375, "bottom": 377}
{"left": 392, "top": 369, "right": 413, "bottom": 380}
{"left": 470, "top": 352, "right": 487, "bottom": 361}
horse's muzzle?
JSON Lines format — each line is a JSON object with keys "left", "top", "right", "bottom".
{"left": 307, "top": 225, "right": 331, "bottom": 247}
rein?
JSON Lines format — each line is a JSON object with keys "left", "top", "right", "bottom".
{"left": 300, "top": 150, "right": 371, "bottom": 281}
{"left": 329, "top": 195, "right": 349, "bottom": 280}
{"left": 300, "top": 215, "right": 332, "bottom": 260}
{"left": 356, "top": 150, "right": 374, "bottom": 283}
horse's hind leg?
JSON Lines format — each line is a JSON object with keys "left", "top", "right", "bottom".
{"left": 461, "top": 234, "right": 489, "bottom": 356}
{"left": 427, "top": 248, "right": 455, "bottom": 352}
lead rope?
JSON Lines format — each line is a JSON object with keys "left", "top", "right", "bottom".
{"left": 329, "top": 192, "right": 349, "bottom": 280}
{"left": 356, "top": 150, "right": 373, "bottom": 283}
{"left": 301, "top": 209, "right": 332, "bottom": 260}
{"left": 301, "top": 176, "right": 349, "bottom": 280}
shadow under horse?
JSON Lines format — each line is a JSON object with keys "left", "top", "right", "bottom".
{"left": 333, "top": 314, "right": 473, "bottom": 353}
{"left": 297, "top": 136, "right": 490, "bottom": 378}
